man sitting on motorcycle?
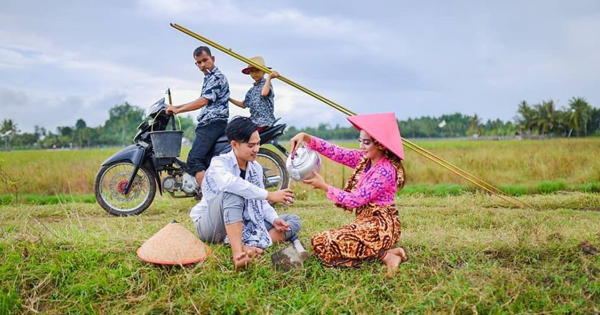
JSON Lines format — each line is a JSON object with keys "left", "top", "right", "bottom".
{"left": 190, "top": 116, "right": 306, "bottom": 270}
{"left": 166, "top": 46, "right": 229, "bottom": 188}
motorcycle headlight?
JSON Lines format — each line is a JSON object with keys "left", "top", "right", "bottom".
{"left": 146, "top": 98, "right": 166, "bottom": 117}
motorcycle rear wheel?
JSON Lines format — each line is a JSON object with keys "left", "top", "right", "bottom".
{"left": 94, "top": 161, "right": 156, "bottom": 216}
{"left": 257, "top": 148, "right": 289, "bottom": 192}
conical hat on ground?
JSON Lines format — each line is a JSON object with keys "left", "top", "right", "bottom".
{"left": 137, "top": 221, "right": 211, "bottom": 265}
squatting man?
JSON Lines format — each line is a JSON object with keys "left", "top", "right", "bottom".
{"left": 190, "top": 116, "right": 306, "bottom": 269}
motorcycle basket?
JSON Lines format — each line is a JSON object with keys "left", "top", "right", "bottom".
{"left": 150, "top": 113, "right": 183, "bottom": 158}
{"left": 150, "top": 130, "right": 183, "bottom": 158}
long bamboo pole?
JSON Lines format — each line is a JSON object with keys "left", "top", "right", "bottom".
{"left": 170, "top": 23, "right": 531, "bottom": 209}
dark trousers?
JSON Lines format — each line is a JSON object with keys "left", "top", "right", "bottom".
{"left": 187, "top": 120, "right": 227, "bottom": 176}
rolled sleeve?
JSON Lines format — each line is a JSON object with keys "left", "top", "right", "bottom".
{"left": 307, "top": 136, "right": 363, "bottom": 168}
{"left": 261, "top": 200, "right": 279, "bottom": 225}
{"left": 243, "top": 90, "right": 251, "bottom": 106}
{"left": 206, "top": 157, "right": 268, "bottom": 200}
{"left": 201, "top": 84, "right": 219, "bottom": 102}
{"left": 325, "top": 162, "right": 394, "bottom": 208}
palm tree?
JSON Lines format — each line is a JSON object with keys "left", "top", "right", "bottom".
{"left": 516, "top": 101, "right": 537, "bottom": 135}
{"left": 1, "top": 119, "right": 19, "bottom": 149}
{"left": 467, "top": 114, "right": 483, "bottom": 137}
{"left": 555, "top": 110, "right": 571, "bottom": 137}
{"left": 534, "top": 100, "right": 558, "bottom": 136}
{"left": 568, "top": 97, "right": 592, "bottom": 137}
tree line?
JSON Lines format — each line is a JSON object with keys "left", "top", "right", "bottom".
{"left": 1, "top": 97, "right": 598, "bottom": 150}
{"left": 1, "top": 103, "right": 197, "bottom": 150}
{"left": 282, "top": 97, "right": 599, "bottom": 140}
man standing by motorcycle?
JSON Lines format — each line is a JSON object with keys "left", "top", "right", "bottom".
{"left": 166, "top": 46, "right": 230, "bottom": 189}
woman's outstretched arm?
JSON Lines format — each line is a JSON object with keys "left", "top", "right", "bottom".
{"left": 290, "top": 132, "right": 363, "bottom": 168}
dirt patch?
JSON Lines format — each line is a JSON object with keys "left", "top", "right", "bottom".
{"left": 38, "top": 216, "right": 63, "bottom": 223}
{"left": 578, "top": 241, "right": 599, "bottom": 255}
{"left": 546, "top": 232, "right": 564, "bottom": 242}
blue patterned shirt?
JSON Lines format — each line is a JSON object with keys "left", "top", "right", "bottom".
{"left": 243, "top": 78, "right": 276, "bottom": 127}
{"left": 197, "top": 67, "right": 230, "bottom": 126}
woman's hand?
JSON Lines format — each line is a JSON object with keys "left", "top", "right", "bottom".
{"left": 289, "top": 132, "right": 311, "bottom": 158}
{"left": 302, "top": 171, "right": 329, "bottom": 191}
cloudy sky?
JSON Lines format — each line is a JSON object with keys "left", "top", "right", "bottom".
{"left": 1, "top": 0, "right": 599, "bottom": 133}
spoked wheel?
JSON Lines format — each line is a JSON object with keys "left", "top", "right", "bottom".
{"left": 94, "top": 161, "right": 156, "bottom": 216}
{"left": 256, "top": 148, "right": 289, "bottom": 192}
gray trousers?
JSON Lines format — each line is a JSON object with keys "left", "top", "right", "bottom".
{"left": 194, "top": 191, "right": 301, "bottom": 244}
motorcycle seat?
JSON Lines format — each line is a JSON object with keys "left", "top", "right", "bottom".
{"left": 259, "top": 122, "right": 286, "bottom": 143}
{"left": 213, "top": 118, "right": 286, "bottom": 145}
{"left": 215, "top": 134, "right": 228, "bottom": 144}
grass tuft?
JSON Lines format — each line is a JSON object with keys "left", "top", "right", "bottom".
{"left": 537, "top": 181, "right": 569, "bottom": 194}
{"left": 579, "top": 182, "right": 600, "bottom": 193}
{"left": 500, "top": 184, "right": 529, "bottom": 196}
{"left": 0, "top": 194, "right": 96, "bottom": 206}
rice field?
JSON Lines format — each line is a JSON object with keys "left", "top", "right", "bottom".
{"left": 1, "top": 138, "right": 599, "bottom": 314}
{"left": 1, "top": 138, "right": 599, "bottom": 196}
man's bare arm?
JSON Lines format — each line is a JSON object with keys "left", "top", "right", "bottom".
{"left": 166, "top": 97, "right": 209, "bottom": 114}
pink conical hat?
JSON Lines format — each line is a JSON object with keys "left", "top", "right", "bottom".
{"left": 347, "top": 113, "right": 405, "bottom": 160}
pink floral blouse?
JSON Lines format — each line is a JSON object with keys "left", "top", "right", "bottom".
{"left": 307, "top": 136, "right": 397, "bottom": 208}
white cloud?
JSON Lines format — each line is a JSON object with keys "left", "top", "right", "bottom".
{"left": 171, "top": 81, "right": 346, "bottom": 128}
{"left": 139, "top": 0, "right": 244, "bottom": 19}
{"left": 0, "top": 34, "right": 201, "bottom": 118}
{"left": 0, "top": 47, "right": 33, "bottom": 69}
{"left": 2, "top": 0, "right": 600, "bottom": 132}
{"left": 271, "top": 84, "right": 343, "bottom": 127}
{"left": 0, "top": 85, "right": 127, "bottom": 132}
{"left": 137, "top": 0, "right": 384, "bottom": 51}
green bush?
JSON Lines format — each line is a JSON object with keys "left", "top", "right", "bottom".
{"left": 0, "top": 195, "right": 14, "bottom": 205}
{"left": 500, "top": 185, "right": 529, "bottom": 196}
{"left": 536, "top": 181, "right": 568, "bottom": 194}
{"left": 579, "top": 182, "right": 600, "bottom": 193}
{"left": 399, "top": 184, "right": 470, "bottom": 196}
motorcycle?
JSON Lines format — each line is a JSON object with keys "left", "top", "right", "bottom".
{"left": 94, "top": 98, "right": 290, "bottom": 216}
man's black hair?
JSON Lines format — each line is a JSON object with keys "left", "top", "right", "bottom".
{"left": 226, "top": 116, "right": 258, "bottom": 143}
{"left": 193, "top": 46, "right": 212, "bottom": 58}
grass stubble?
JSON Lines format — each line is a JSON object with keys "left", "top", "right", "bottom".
{"left": 1, "top": 192, "right": 599, "bottom": 314}
{"left": 1, "top": 138, "right": 599, "bottom": 313}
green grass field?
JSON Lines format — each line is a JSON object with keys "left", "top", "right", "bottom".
{"left": 2, "top": 193, "right": 599, "bottom": 314}
{"left": 1, "top": 139, "right": 599, "bottom": 314}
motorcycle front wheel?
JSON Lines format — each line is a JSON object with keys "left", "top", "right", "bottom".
{"left": 94, "top": 161, "right": 156, "bottom": 216}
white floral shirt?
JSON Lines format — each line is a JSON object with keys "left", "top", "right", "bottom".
{"left": 190, "top": 149, "right": 279, "bottom": 248}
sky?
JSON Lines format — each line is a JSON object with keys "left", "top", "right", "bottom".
{"left": 1, "top": 0, "right": 600, "bottom": 133}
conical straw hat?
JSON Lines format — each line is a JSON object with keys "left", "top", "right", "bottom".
{"left": 242, "top": 56, "right": 271, "bottom": 74}
{"left": 347, "top": 112, "right": 405, "bottom": 160}
{"left": 137, "top": 221, "right": 211, "bottom": 265}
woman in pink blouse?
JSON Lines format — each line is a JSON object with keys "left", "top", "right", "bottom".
{"left": 290, "top": 113, "right": 408, "bottom": 276}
